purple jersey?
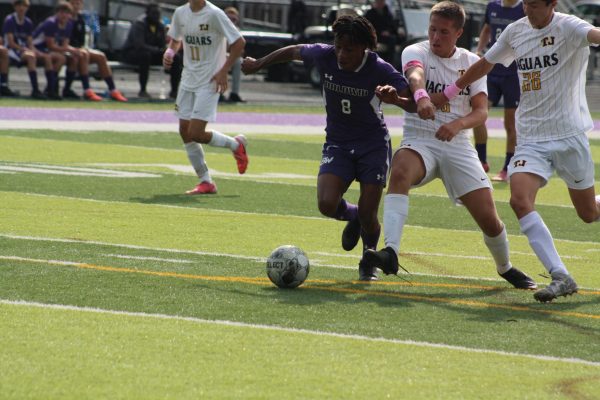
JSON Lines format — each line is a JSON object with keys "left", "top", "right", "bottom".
{"left": 32, "top": 16, "right": 73, "bottom": 52}
{"left": 484, "top": 0, "right": 525, "bottom": 76}
{"left": 300, "top": 44, "right": 408, "bottom": 148}
{"left": 2, "top": 13, "right": 34, "bottom": 47}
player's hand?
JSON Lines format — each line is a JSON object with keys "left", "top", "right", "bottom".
{"left": 241, "top": 57, "right": 261, "bottom": 75}
{"left": 435, "top": 120, "right": 461, "bottom": 142}
{"left": 417, "top": 98, "right": 436, "bottom": 120}
{"left": 429, "top": 92, "right": 448, "bottom": 109}
{"left": 212, "top": 69, "right": 229, "bottom": 93}
{"left": 163, "top": 52, "right": 173, "bottom": 70}
{"left": 375, "top": 85, "right": 399, "bottom": 105}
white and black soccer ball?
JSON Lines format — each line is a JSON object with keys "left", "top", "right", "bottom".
{"left": 266, "top": 245, "right": 310, "bottom": 289}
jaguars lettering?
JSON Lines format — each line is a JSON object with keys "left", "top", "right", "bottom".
{"left": 185, "top": 35, "right": 212, "bottom": 45}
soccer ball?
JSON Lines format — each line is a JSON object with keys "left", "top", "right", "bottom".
{"left": 266, "top": 245, "right": 310, "bottom": 289}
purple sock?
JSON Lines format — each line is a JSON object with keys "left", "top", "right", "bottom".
{"left": 361, "top": 227, "right": 380, "bottom": 251}
{"left": 334, "top": 199, "right": 358, "bottom": 221}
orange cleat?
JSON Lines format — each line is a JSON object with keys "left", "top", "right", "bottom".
{"left": 110, "top": 89, "right": 128, "bottom": 102}
{"left": 233, "top": 135, "right": 248, "bottom": 174}
{"left": 84, "top": 88, "right": 103, "bottom": 102}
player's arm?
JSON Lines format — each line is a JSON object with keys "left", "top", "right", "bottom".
{"left": 241, "top": 44, "right": 303, "bottom": 75}
{"left": 440, "top": 57, "right": 494, "bottom": 104}
{"left": 375, "top": 85, "right": 416, "bottom": 113}
{"left": 475, "top": 23, "right": 491, "bottom": 56}
{"left": 588, "top": 27, "right": 600, "bottom": 45}
{"left": 213, "top": 37, "right": 246, "bottom": 93}
{"left": 162, "top": 38, "right": 181, "bottom": 70}
{"left": 435, "top": 91, "right": 488, "bottom": 142}
{"left": 5, "top": 32, "right": 21, "bottom": 51}
{"left": 404, "top": 61, "right": 436, "bottom": 120}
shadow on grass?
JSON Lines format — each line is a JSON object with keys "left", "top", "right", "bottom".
{"left": 131, "top": 193, "right": 241, "bottom": 205}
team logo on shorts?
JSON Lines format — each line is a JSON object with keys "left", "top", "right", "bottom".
{"left": 320, "top": 156, "right": 334, "bottom": 165}
{"left": 513, "top": 159, "right": 527, "bottom": 168}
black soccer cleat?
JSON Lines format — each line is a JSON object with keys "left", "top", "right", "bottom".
{"left": 363, "top": 247, "right": 399, "bottom": 275}
{"left": 499, "top": 267, "right": 537, "bottom": 290}
{"left": 358, "top": 258, "right": 379, "bottom": 281}
{"left": 341, "top": 217, "right": 361, "bottom": 251}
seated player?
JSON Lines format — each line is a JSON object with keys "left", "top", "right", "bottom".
{"left": 32, "top": 1, "right": 100, "bottom": 100}
{"left": 2, "top": 0, "right": 51, "bottom": 99}
{"left": 68, "top": 0, "right": 127, "bottom": 102}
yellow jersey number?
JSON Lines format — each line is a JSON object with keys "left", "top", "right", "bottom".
{"left": 189, "top": 45, "right": 201, "bottom": 62}
{"left": 521, "top": 71, "right": 541, "bottom": 92}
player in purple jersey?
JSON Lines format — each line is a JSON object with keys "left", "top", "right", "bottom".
{"left": 2, "top": 0, "right": 53, "bottom": 99}
{"left": 473, "top": 0, "right": 525, "bottom": 181}
{"left": 242, "top": 15, "right": 415, "bottom": 281}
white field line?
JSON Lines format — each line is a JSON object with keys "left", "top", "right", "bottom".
{"left": 3, "top": 119, "right": 600, "bottom": 139}
{"left": 5, "top": 191, "right": 600, "bottom": 247}
{"left": 2, "top": 299, "right": 599, "bottom": 367}
{"left": 312, "top": 250, "right": 583, "bottom": 261}
{"left": 2, "top": 241, "right": 599, "bottom": 291}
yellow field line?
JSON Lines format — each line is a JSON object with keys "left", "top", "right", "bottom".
{"left": 7, "top": 256, "right": 600, "bottom": 320}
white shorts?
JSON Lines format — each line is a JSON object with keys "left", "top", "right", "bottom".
{"left": 398, "top": 136, "right": 491, "bottom": 202}
{"left": 508, "top": 133, "right": 595, "bottom": 189}
{"left": 175, "top": 86, "right": 219, "bottom": 122}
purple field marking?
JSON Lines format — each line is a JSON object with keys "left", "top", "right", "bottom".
{"left": 1, "top": 106, "right": 599, "bottom": 130}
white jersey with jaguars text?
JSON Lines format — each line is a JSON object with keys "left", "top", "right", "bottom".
{"left": 168, "top": 1, "right": 241, "bottom": 91}
{"left": 484, "top": 13, "right": 596, "bottom": 143}
{"left": 401, "top": 41, "right": 487, "bottom": 140}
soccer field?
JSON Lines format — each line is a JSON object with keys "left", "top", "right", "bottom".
{"left": 1, "top": 103, "right": 599, "bottom": 399}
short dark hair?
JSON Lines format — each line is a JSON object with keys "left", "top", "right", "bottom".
{"left": 55, "top": 1, "right": 73, "bottom": 13}
{"left": 430, "top": 1, "right": 466, "bottom": 30}
{"left": 13, "top": 0, "right": 29, "bottom": 6}
{"left": 332, "top": 15, "right": 377, "bottom": 50}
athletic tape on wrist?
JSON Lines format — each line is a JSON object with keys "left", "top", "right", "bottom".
{"left": 443, "top": 83, "right": 461, "bottom": 100}
{"left": 165, "top": 48, "right": 175, "bottom": 59}
{"left": 413, "top": 89, "right": 430, "bottom": 103}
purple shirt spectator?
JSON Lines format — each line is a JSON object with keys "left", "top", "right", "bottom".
{"left": 2, "top": 13, "right": 34, "bottom": 47}
{"left": 32, "top": 16, "right": 73, "bottom": 52}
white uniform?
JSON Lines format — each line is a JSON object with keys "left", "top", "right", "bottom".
{"left": 168, "top": 1, "right": 242, "bottom": 121}
{"left": 400, "top": 41, "right": 490, "bottom": 201}
{"left": 485, "top": 13, "right": 597, "bottom": 188}
{"left": 485, "top": 13, "right": 595, "bottom": 143}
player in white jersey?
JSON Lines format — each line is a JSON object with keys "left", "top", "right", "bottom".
{"left": 163, "top": 0, "right": 248, "bottom": 195}
{"left": 364, "top": 1, "right": 537, "bottom": 290}
{"left": 442, "top": 0, "right": 600, "bottom": 302}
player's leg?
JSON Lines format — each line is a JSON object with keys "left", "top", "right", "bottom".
{"left": 459, "top": 187, "right": 536, "bottom": 289}
{"left": 363, "top": 146, "right": 427, "bottom": 275}
{"left": 355, "top": 182, "right": 383, "bottom": 280}
{"left": 0, "top": 46, "right": 17, "bottom": 96}
{"left": 184, "top": 86, "right": 247, "bottom": 174}
{"left": 89, "top": 49, "right": 126, "bottom": 101}
{"left": 491, "top": 106, "right": 516, "bottom": 182}
{"left": 45, "top": 51, "right": 64, "bottom": 99}
{"left": 62, "top": 52, "right": 81, "bottom": 99}
{"left": 75, "top": 49, "right": 102, "bottom": 101}
{"left": 21, "top": 50, "right": 43, "bottom": 98}
{"left": 492, "top": 74, "right": 519, "bottom": 182}
{"left": 179, "top": 119, "right": 216, "bottom": 195}
{"left": 473, "top": 124, "right": 489, "bottom": 172}
{"left": 510, "top": 172, "right": 577, "bottom": 302}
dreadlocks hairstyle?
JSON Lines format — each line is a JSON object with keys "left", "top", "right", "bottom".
{"left": 332, "top": 15, "right": 377, "bottom": 50}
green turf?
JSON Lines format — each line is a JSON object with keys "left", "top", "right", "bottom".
{"left": 1, "top": 113, "right": 599, "bottom": 399}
